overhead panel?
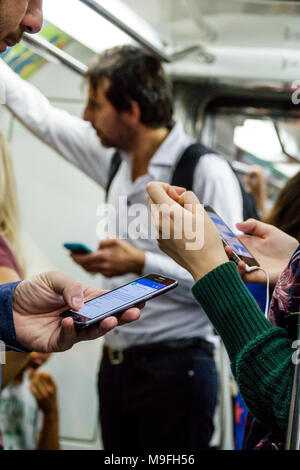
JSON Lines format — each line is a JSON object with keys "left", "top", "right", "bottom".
{"left": 122, "top": 0, "right": 300, "bottom": 50}
{"left": 121, "top": 0, "right": 300, "bottom": 84}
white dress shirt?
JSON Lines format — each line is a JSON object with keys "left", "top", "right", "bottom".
{"left": 0, "top": 59, "right": 244, "bottom": 348}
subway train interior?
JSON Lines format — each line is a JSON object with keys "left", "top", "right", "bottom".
{"left": 0, "top": 0, "right": 300, "bottom": 452}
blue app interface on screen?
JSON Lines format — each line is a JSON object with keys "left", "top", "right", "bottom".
{"left": 75, "top": 278, "right": 166, "bottom": 320}
{"left": 207, "top": 210, "right": 253, "bottom": 258}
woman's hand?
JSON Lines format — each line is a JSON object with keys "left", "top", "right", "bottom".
{"left": 147, "top": 182, "right": 228, "bottom": 282}
{"left": 225, "top": 219, "right": 299, "bottom": 286}
{"left": 147, "top": 182, "right": 299, "bottom": 288}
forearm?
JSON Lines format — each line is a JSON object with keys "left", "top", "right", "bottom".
{"left": 192, "top": 262, "right": 294, "bottom": 431}
{"left": 255, "top": 192, "right": 267, "bottom": 218}
{"left": 1, "top": 58, "right": 68, "bottom": 144}
{"left": 0, "top": 59, "right": 112, "bottom": 187}
{"left": 38, "top": 406, "right": 60, "bottom": 450}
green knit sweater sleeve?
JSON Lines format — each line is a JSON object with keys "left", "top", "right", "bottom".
{"left": 192, "top": 261, "right": 294, "bottom": 431}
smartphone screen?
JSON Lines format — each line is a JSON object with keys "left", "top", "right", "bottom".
{"left": 205, "top": 206, "right": 259, "bottom": 267}
{"left": 64, "top": 275, "right": 177, "bottom": 327}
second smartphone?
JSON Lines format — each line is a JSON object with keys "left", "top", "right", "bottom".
{"left": 62, "top": 274, "right": 178, "bottom": 328}
{"left": 63, "top": 243, "right": 93, "bottom": 255}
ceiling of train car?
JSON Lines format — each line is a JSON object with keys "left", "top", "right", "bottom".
{"left": 38, "top": 0, "right": 300, "bottom": 84}
{"left": 2, "top": 0, "right": 299, "bottom": 178}
{"left": 123, "top": 0, "right": 300, "bottom": 50}
{"left": 117, "top": 0, "right": 300, "bottom": 176}
{"left": 43, "top": 0, "right": 132, "bottom": 54}
{"left": 121, "top": 0, "right": 300, "bottom": 84}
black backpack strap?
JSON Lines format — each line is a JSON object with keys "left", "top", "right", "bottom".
{"left": 105, "top": 150, "right": 122, "bottom": 202}
{"left": 106, "top": 143, "right": 260, "bottom": 220}
{"left": 106, "top": 144, "right": 207, "bottom": 200}
{"left": 172, "top": 142, "right": 260, "bottom": 221}
{"left": 238, "top": 182, "right": 260, "bottom": 221}
{"left": 171, "top": 142, "right": 211, "bottom": 190}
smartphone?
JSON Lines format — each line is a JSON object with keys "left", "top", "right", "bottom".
{"left": 64, "top": 243, "right": 93, "bottom": 255}
{"left": 61, "top": 274, "right": 178, "bottom": 328}
{"left": 205, "top": 206, "right": 259, "bottom": 268}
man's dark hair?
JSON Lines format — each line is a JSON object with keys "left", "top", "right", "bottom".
{"left": 85, "top": 45, "right": 174, "bottom": 129}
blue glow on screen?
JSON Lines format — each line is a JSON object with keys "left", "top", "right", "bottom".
{"left": 74, "top": 278, "right": 166, "bottom": 320}
{"left": 207, "top": 211, "right": 253, "bottom": 259}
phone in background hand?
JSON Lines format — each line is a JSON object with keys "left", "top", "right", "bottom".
{"left": 64, "top": 243, "right": 93, "bottom": 255}
{"left": 61, "top": 274, "right": 178, "bottom": 328}
{"left": 205, "top": 206, "right": 259, "bottom": 269}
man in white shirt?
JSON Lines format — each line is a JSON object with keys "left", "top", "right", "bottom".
{"left": 0, "top": 46, "right": 243, "bottom": 449}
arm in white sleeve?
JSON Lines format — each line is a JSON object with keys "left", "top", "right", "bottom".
{"left": 0, "top": 59, "right": 113, "bottom": 188}
{"left": 193, "top": 153, "right": 244, "bottom": 231}
{"left": 142, "top": 251, "right": 196, "bottom": 305}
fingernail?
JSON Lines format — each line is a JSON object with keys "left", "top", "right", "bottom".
{"left": 72, "top": 296, "right": 83, "bottom": 308}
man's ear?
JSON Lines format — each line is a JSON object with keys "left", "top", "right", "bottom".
{"left": 122, "top": 101, "right": 141, "bottom": 125}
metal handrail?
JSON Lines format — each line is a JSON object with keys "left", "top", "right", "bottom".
{"left": 78, "top": 0, "right": 213, "bottom": 64}
{"left": 23, "top": 33, "right": 88, "bottom": 75}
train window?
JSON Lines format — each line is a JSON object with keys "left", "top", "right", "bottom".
{"left": 234, "top": 117, "right": 300, "bottom": 175}
{"left": 173, "top": 79, "right": 300, "bottom": 194}
{"left": 235, "top": 119, "right": 292, "bottom": 162}
{"left": 205, "top": 106, "right": 300, "bottom": 183}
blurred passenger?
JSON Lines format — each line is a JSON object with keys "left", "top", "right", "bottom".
{"left": 0, "top": 131, "right": 60, "bottom": 450}
{"left": 0, "top": 46, "right": 245, "bottom": 449}
{"left": 0, "top": 352, "right": 60, "bottom": 450}
{"left": 0, "top": 131, "right": 25, "bottom": 280}
{"left": 264, "top": 171, "right": 300, "bottom": 242}
{"left": 244, "top": 165, "right": 267, "bottom": 218}
{"left": 244, "top": 166, "right": 300, "bottom": 242}
{"left": 147, "top": 181, "right": 300, "bottom": 450}
{"left": 0, "top": 131, "right": 31, "bottom": 388}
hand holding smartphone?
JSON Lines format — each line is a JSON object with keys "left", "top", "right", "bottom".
{"left": 61, "top": 274, "right": 178, "bottom": 328}
{"left": 205, "top": 206, "right": 259, "bottom": 269}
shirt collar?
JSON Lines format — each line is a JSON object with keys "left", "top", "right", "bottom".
{"left": 149, "top": 121, "right": 193, "bottom": 167}
{"left": 119, "top": 121, "right": 194, "bottom": 168}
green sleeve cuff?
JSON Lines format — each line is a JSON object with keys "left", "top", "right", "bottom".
{"left": 192, "top": 262, "right": 274, "bottom": 361}
{"left": 234, "top": 327, "right": 293, "bottom": 430}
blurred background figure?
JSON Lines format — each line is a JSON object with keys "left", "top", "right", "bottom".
{"left": 244, "top": 165, "right": 268, "bottom": 219}
{"left": 0, "top": 130, "right": 25, "bottom": 281}
{"left": 245, "top": 164, "right": 300, "bottom": 242}
{"left": 0, "top": 128, "right": 30, "bottom": 394}
{"left": 0, "top": 352, "right": 60, "bottom": 450}
{"left": 264, "top": 171, "right": 300, "bottom": 242}
{"left": 0, "top": 130, "right": 59, "bottom": 450}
